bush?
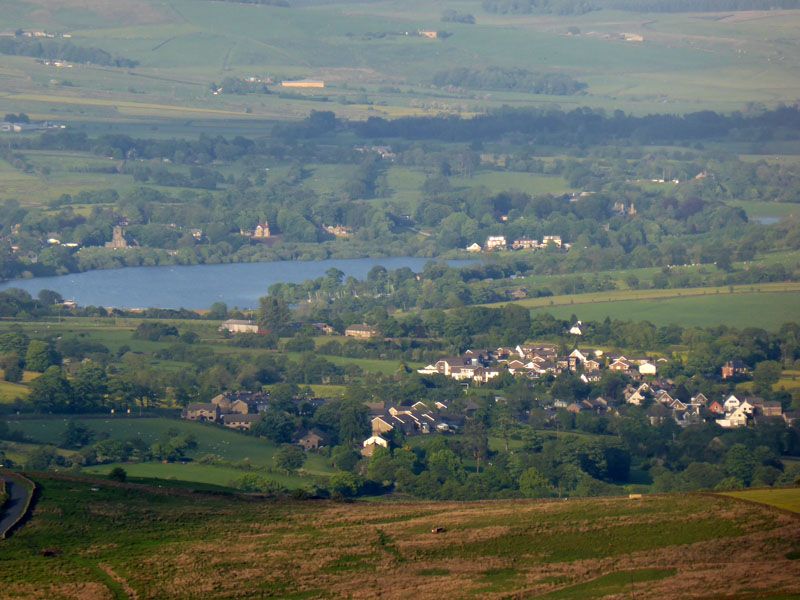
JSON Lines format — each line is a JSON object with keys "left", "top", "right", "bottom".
{"left": 108, "top": 467, "right": 127, "bottom": 482}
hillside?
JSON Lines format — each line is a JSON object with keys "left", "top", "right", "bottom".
{"left": 2, "top": 474, "right": 799, "bottom": 599}
{"left": 2, "top": 0, "right": 800, "bottom": 127}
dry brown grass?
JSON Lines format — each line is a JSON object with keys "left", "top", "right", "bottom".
{"left": 112, "top": 495, "right": 800, "bottom": 599}
{"left": 6, "top": 478, "right": 800, "bottom": 599}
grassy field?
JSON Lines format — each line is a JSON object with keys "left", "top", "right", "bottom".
{"left": 1, "top": 475, "right": 799, "bottom": 598}
{"left": 482, "top": 283, "right": 800, "bottom": 329}
{"left": 5, "top": 416, "right": 332, "bottom": 474}
{"left": 722, "top": 488, "right": 800, "bottom": 514}
{"left": 82, "top": 460, "right": 319, "bottom": 488}
{"left": 2, "top": 1, "right": 800, "bottom": 127}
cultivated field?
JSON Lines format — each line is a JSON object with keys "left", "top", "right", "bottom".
{"left": 2, "top": 474, "right": 799, "bottom": 599}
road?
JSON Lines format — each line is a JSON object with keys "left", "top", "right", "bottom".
{"left": 0, "top": 475, "right": 31, "bottom": 538}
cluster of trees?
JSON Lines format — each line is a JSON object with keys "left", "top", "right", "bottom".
{"left": 432, "top": 67, "right": 587, "bottom": 95}
{"left": 353, "top": 105, "right": 800, "bottom": 146}
{"left": 603, "top": 0, "right": 800, "bottom": 11}
{"left": 0, "top": 37, "right": 138, "bottom": 68}
{"left": 441, "top": 10, "right": 475, "bottom": 23}
{"left": 481, "top": 0, "right": 597, "bottom": 15}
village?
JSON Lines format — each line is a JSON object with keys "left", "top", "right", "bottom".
{"left": 184, "top": 317, "right": 793, "bottom": 461}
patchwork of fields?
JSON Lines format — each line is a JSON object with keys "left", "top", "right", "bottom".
{"left": 2, "top": 0, "right": 800, "bottom": 124}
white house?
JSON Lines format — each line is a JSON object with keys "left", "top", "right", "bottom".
{"left": 638, "top": 361, "right": 657, "bottom": 376}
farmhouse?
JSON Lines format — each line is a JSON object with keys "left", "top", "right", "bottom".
{"left": 345, "top": 324, "right": 378, "bottom": 338}
{"left": 221, "top": 414, "right": 263, "bottom": 431}
{"left": 220, "top": 319, "right": 260, "bottom": 334}
{"left": 298, "top": 429, "right": 329, "bottom": 450}
{"left": 182, "top": 403, "right": 219, "bottom": 422}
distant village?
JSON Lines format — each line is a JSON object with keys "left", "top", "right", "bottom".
{"left": 467, "top": 235, "right": 570, "bottom": 253}
{"left": 184, "top": 317, "right": 793, "bottom": 459}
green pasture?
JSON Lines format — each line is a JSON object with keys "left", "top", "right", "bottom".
{"left": 4, "top": 416, "right": 332, "bottom": 474}
{"left": 728, "top": 200, "right": 799, "bottom": 219}
{"left": 0, "top": 379, "right": 30, "bottom": 403}
{"left": 82, "top": 460, "right": 323, "bottom": 489}
{"left": 285, "top": 351, "right": 420, "bottom": 376}
{"left": 481, "top": 282, "right": 800, "bottom": 328}
{"left": 528, "top": 290, "right": 800, "bottom": 330}
{"left": 722, "top": 488, "right": 800, "bottom": 514}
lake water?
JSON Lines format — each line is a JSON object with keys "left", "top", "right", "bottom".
{"left": 0, "top": 258, "right": 476, "bottom": 310}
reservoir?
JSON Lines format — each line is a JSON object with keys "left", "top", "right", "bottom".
{"left": 0, "top": 257, "right": 476, "bottom": 310}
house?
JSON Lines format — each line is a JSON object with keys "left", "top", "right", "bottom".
{"left": 220, "top": 319, "right": 260, "bottom": 334}
{"left": 253, "top": 222, "right": 271, "bottom": 238}
{"left": 466, "top": 242, "right": 482, "bottom": 252}
{"left": 638, "top": 361, "right": 657, "bottom": 376}
{"left": 371, "top": 415, "right": 396, "bottom": 436}
{"left": 221, "top": 414, "right": 263, "bottom": 431}
{"left": 582, "top": 397, "right": 609, "bottom": 414}
{"left": 322, "top": 224, "right": 352, "bottom": 237}
{"left": 210, "top": 391, "right": 270, "bottom": 414}
{"left": 757, "top": 401, "right": 783, "bottom": 417}
{"left": 182, "top": 403, "right": 219, "bottom": 422}
{"left": 609, "top": 358, "right": 632, "bottom": 372}
{"left": 464, "top": 349, "right": 490, "bottom": 364}
{"left": 507, "top": 287, "right": 528, "bottom": 300}
{"left": 718, "top": 401, "right": 753, "bottom": 428}
{"left": 722, "top": 360, "right": 749, "bottom": 380}
{"left": 723, "top": 395, "right": 741, "bottom": 412}
{"left": 312, "top": 322, "right": 335, "bottom": 335}
{"left": 345, "top": 324, "right": 378, "bottom": 338}
{"left": 569, "top": 321, "right": 583, "bottom": 336}
{"left": 485, "top": 236, "right": 507, "bottom": 250}
{"left": 708, "top": 401, "right": 724, "bottom": 415}
{"left": 542, "top": 235, "right": 562, "bottom": 248}
{"left": 512, "top": 238, "right": 537, "bottom": 250}
{"left": 298, "top": 429, "right": 328, "bottom": 450}
{"left": 361, "top": 435, "right": 389, "bottom": 457}
{"left": 584, "top": 359, "right": 601, "bottom": 373}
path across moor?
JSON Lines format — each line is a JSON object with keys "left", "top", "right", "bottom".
{"left": 0, "top": 475, "right": 32, "bottom": 538}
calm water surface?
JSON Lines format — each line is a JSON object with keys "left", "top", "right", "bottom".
{"left": 0, "top": 258, "right": 475, "bottom": 309}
